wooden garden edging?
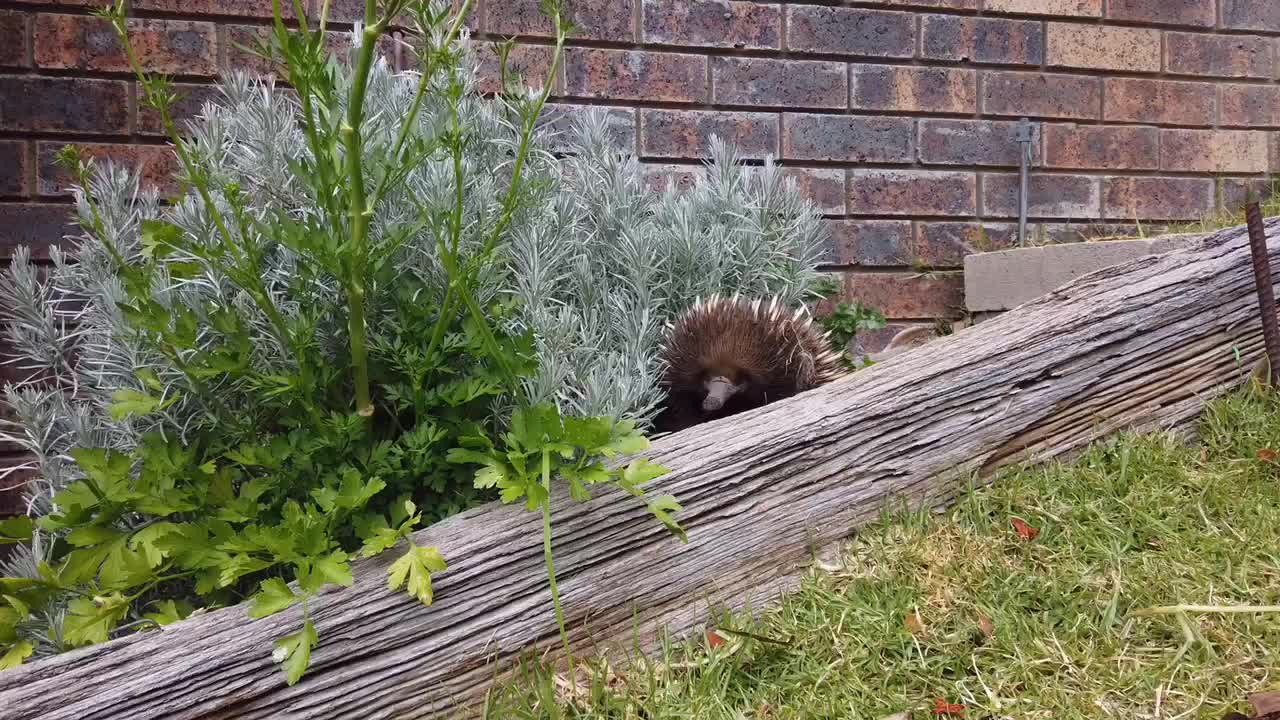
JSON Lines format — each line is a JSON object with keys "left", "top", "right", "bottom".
{"left": 0, "top": 220, "right": 1275, "bottom": 719}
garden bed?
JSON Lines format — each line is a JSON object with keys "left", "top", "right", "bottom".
{"left": 2, "top": 219, "right": 1275, "bottom": 719}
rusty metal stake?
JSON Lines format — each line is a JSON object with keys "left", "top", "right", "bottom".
{"left": 1245, "top": 201, "right": 1280, "bottom": 386}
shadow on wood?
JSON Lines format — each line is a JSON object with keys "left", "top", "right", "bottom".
{"left": 1, "top": 220, "right": 1276, "bottom": 719}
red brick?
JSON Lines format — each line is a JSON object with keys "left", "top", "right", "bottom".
{"left": 824, "top": 220, "right": 913, "bottom": 266}
{"left": 783, "top": 114, "right": 913, "bottom": 163}
{"left": 0, "top": 12, "right": 27, "bottom": 69}
{"left": 921, "top": 15, "right": 1043, "bottom": 66}
{"left": 132, "top": 0, "right": 299, "bottom": 18}
{"left": 298, "top": 27, "right": 399, "bottom": 70}
{"left": 847, "top": 170, "right": 976, "bottom": 216}
{"left": 712, "top": 57, "right": 846, "bottom": 110}
{"left": 1220, "top": 177, "right": 1273, "bottom": 211}
{"left": 851, "top": 65, "right": 976, "bottom": 114}
{"left": 486, "top": 0, "right": 634, "bottom": 42}
{"left": 984, "top": 0, "right": 1101, "bottom": 16}
{"left": 324, "top": 0, "right": 473, "bottom": 27}
{"left": 564, "top": 49, "right": 706, "bottom": 104}
{"left": 915, "top": 223, "right": 1018, "bottom": 266}
{"left": 0, "top": 77, "right": 129, "bottom": 135}
{"left": 641, "top": 164, "right": 703, "bottom": 195}
{"left": 0, "top": 203, "right": 75, "bottom": 260}
{"left": 1103, "top": 79, "right": 1216, "bottom": 126}
{"left": 785, "top": 6, "right": 915, "bottom": 58}
{"left": 224, "top": 22, "right": 394, "bottom": 77}
{"left": 1108, "top": 0, "right": 1215, "bottom": 27}
{"left": 1103, "top": 177, "right": 1215, "bottom": 220}
{"left": 983, "top": 174, "right": 1101, "bottom": 219}
{"left": 225, "top": 25, "right": 383, "bottom": 78}
{"left": 34, "top": 15, "right": 216, "bottom": 76}
{"left": 1222, "top": 0, "right": 1280, "bottom": 32}
{"left": 776, "top": 168, "right": 846, "bottom": 214}
{"left": 37, "top": 143, "right": 180, "bottom": 198}
{"left": 1046, "top": 23, "right": 1161, "bottom": 73}
{"left": 843, "top": 272, "right": 965, "bottom": 319}
{"left": 1221, "top": 85, "right": 1280, "bottom": 128}
{"left": 0, "top": 142, "right": 27, "bottom": 197}
{"left": 542, "top": 104, "right": 636, "bottom": 154}
{"left": 982, "top": 71, "right": 1101, "bottom": 120}
{"left": 138, "top": 83, "right": 223, "bottom": 136}
{"left": 919, "top": 119, "right": 1043, "bottom": 167}
{"left": 642, "top": 0, "right": 780, "bottom": 50}
{"left": 474, "top": 42, "right": 559, "bottom": 95}
{"left": 1165, "top": 32, "right": 1274, "bottom": 80}
{"left": 1044, "top": 125, "right": 1159, "bottom": 170}
{"left": 856, "top": 0, "right": 978, "bottom": 8}
{"left": 1159, "top": 129, "right": 1270, "bottom": 173}
{"left": 640, "top": 110, "right": 779, "bottom": 160}
{"left": 224, "top": 25, "right": 282, "bottom": 77}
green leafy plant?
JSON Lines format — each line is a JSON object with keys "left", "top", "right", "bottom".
{"left": 0, "top": 0, "right": 825, "bottom": 686}
{"left": 808, "top": 276, "right": 886, "bottom": 369}
{"left": 0, "top": 0, "right": 559, "bottom": 683}
{"left": 449, "top": 404, "right": 683, "bottom": 660}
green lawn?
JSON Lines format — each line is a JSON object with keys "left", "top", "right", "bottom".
{"left": 487, "top": 386, "right": 1280, "bottom": 719}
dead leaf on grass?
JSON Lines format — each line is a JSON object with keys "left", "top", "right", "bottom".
{"left": 1010, "top": 517, "right": 1039, "bottom": 542}
{"left": 933, "top": 698, "right": 965, "bottom": 716}
{"left": 977, "top": 613, "right": 995, "bottom": 639}
{"left": 905, "top": 610, "right": 927, "bottom": 637}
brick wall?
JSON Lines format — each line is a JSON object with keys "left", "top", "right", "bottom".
{"left": 3, "top": 0, "right": 1280, "bottom": 324}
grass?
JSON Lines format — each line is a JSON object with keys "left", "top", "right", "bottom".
{"left": 1174, "top": 183, "right": 1280, "bottom": 236}
{"left": 485, "top": 385, "right": 1280, "bottom": 719}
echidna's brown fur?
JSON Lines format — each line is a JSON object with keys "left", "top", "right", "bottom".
{"left": 653, "top": 294, "right": 848, "bottom": 434}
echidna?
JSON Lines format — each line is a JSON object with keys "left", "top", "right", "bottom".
{"left": 653, "top": 294, "right": 848, "bottom": 434}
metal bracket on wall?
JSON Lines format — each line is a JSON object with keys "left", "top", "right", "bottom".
{"left": 1015, "top": 118, "right": 1037, "bottom": 247}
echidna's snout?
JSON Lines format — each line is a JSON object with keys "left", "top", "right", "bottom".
{"left": 702, "top": 376, "right": 740, "bottom": 412}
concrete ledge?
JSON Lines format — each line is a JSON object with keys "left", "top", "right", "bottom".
{"left": 964, "top": 233, "right": 1206, "bottom": 313}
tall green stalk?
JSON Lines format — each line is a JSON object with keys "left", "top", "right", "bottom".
{"left": 541, "top": 449, "right": 573, "bottom": 674}
{"left": 340, "top": 2, "right": 382, "bottom": 418}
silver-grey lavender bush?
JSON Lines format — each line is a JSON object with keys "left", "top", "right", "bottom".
{"left": 0, "top": 33, "right": 826, "bottom": 545}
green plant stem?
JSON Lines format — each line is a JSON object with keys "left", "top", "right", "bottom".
{"left": 367, "top": 0, "right": 472, "bottom": 211}
{"left": 280, "top": 0, "right": 344, "bottom": 228}
{"left": 289, "top": 0, "right": 309, "bottom": 37}
{"left": 540, "top": 449, "right": 573, "bottom": 674}
{"left": 423, "top": 284, "right": 455, "bottom": 363}
{"left": 110, "top": 12, "right": 295, "bottom": 358}
{"left": 484, "top": 13, "right": 567, "bottom": 257}
{"left": 340, "top": 12, "right": 384, "bottom": 418}
{"left": 441, "top": 74, "right": 518, "bottom": 385}
{"left": 318, "top": 0, "right": 332, "bottom": 31}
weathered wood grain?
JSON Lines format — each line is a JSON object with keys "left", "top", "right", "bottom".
{"left": 0, "top": 220, "right": 1276, "bottom": 720}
